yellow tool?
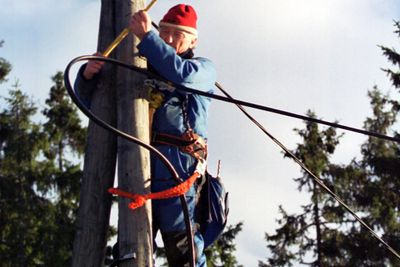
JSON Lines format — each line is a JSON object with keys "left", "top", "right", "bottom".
{"left": 103, "top": 0, "right": 158, "bottom": 57}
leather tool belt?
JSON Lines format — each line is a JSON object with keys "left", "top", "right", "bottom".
{"left": 151, "top": 131, "right": 207, "bottom": 160}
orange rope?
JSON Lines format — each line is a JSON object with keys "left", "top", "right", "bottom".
{"left": 108, "top": 171, "right": 200, "bottom": 210}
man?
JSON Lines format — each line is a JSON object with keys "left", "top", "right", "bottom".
{"left": 75, "top": 4, "right": 216, "bottom": 267}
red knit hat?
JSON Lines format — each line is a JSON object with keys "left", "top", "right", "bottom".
{"left": 159, "top": 4, "right": 198, "bottom": 36}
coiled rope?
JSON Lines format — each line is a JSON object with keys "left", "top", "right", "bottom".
{"left": 109, "top": 171, "right": 200, "bottom": 210}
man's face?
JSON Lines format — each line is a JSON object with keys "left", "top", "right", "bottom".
{"left": 159, "top": 26, "right": 197, "bottom": 54}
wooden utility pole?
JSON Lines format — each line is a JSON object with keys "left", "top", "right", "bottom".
{"left": 115, "top": 1, "right": 153, "bottom": 267}
{"left": 72, "top": 0, "right": 152, "bottom": 266}
{"left": 71, "top": 1, "right": 118, "bottom": 266}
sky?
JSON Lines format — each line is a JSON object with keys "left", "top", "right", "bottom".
{"left": 1, "top": 0, "right": 399, "bottom": 265}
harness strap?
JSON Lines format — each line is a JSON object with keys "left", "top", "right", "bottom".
{"left": 109, "top": 171, "right": 201, "bottom": 210}
{"left": 152, "top": 131, "right": 208, "bottom": 160}
{"left": 151, "top": 132, "right": 196, "bottom": 147}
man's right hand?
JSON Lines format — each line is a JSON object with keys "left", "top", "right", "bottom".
{"left": 83, "top": 52, "right": 105, "bottom": 80}
{"left": 130, "top": 10, "right": 152, "bottom": 40}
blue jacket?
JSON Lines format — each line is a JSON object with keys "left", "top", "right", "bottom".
{"left": 138, "top": 31, "right": 216, "bottom": 139}
{"left": 75, "top": 31, "right": 216, "bottom": 139}
{"left": 74, "top": 30, "right": 216, "bottom": 187}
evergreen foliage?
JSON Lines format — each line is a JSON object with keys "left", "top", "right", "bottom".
{"left": 205, "top": 222, "right": 244, "bottom": 267}
{"left": 43, "top": 72, "right": 86, "bottom": 170}
{"left": 1, "top": 83, "right": 51, "bottom": 266}
{"left": 380, "top": 21, "right": 400, "bottom": 90}
{"left": 0, "top": 40, "right": 12, "bottom": 83}
{"left": 260, "top": 21, "right": 400, "bottom": 267}
{"left": 0, "top": 59, "right": 88, "bottom": 265}
{"left": 259, "top": 112, "right": 341, "bottom": 267}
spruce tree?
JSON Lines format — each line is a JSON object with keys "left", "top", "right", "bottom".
{"left": 205, "top": 222, "right": 244, "bottom": 267}
{"left": 380, "top": 21, "right": 400, "bottom": 92}
{"left": 325, "top": 21, "right": 400, "bottom": 266}
{"left": 260, "top": 20, "right": 400, "bottom": 267}
{"left": 42, "top": 71, "right": 86, "bottom": 170}
{"left": 0, "top": 67, "right": 90, "bottom": 265}
{"left": 0, "top": 40, "right": 11, "bottom": 82}
{"left": 0, "top": 84, "right": 51, "bottom": 266}
{"left": 260, "top": 93, "right": 399, "bottom": 267}
{"left": 259, "top": 112, "right": 341, "bottom": 267}
{"left": 334, "top": 88, "right": 399, "bottom": 266}
{"left": 39, "top": 71, "right": 88, "bottom": 265}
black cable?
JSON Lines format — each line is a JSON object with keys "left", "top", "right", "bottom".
{"left": 214, "top": 82, "right": 400, "bottom": 261}
{"left": 71, "top": 56, "right": 400, "bottom": 144}
{"left": 190, "top": 86, "right": 400, "bottom": 143}
{"left": 63, "top": 56, "right": 196, "bottom": 267}
{"left": 66, "top": 55, "right": 400, "bottom": 261}
{"left": 151, "top": 21, "right": 400, "bottom": 145}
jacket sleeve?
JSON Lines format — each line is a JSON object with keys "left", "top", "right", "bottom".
{"left": 137, "top": 31, "right": 216, "bottom": 93}
{"left": 73, "top": 64, "right": 97, "bottom": 108}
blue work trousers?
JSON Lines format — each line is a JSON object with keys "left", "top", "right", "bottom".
{"left": 151, "top": 146, "right": 206, "bottom": 267}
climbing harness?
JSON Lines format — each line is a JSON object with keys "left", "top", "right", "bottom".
{"left": 146, "top": 84, "right": 226, "bottom": 249}
{"left": 152, "top": 131, "right": 208, "bottom": 160}
{"left": 150, "top": 93, "right": 208, "bottom": 161}
{"left": 147, "top": 82, "right": 208, "bottom": 160}
{"left": 179, "top": 95, "right": 208, "bottom": 160}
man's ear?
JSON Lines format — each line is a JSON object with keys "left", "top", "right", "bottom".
{"left": 189, "top": 37, "right": 198, "bottom": 49}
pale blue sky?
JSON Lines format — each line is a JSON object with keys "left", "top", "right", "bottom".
{"left": 1, "top": 0, "right": 399, "bottom": 265}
